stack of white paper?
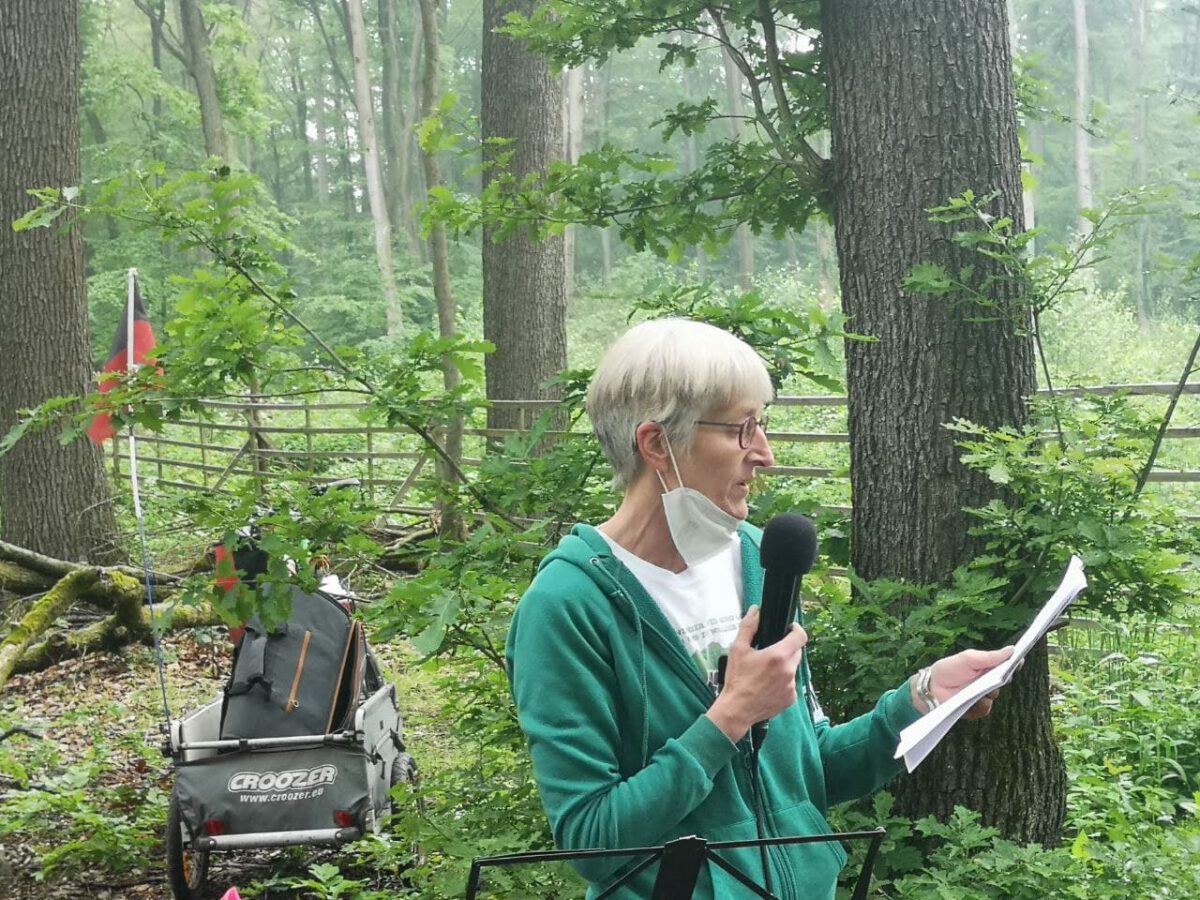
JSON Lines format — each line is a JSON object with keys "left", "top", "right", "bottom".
{"left": 894, "top": 555, "right": 1088, "bottom": 772}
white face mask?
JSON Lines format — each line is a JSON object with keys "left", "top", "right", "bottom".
{"left": 657, "top": 434, "right": 741, "bottom": 568}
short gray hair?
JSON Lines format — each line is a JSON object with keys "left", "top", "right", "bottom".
{"left": 587, "top": 318, "right": 774, "bottom": 489}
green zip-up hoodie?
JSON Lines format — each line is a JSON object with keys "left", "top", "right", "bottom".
{"left": 506, "top": 523, "right": 921, "bottom": 899}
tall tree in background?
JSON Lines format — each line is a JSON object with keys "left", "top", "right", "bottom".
{"left": 722, "top": 47, "right": 754, "bottom": 293}
{"left": 345, "top": 0, "right": 403, "bottom": 334}
{"left": 1072, "top": 0, "right": 1094, "bottom": 261}
{"left": 0, "top": 0, "right": 120, "bottom": 563}
{"left": 1133, "top": 0, "right": 1151, "bottom": 329}
{"left": 822, "top": 0, "right": 1055, "bottom": 842}
{"left": 178, "top": 0, "right": 230, "bottom": 159}
{"left": 417, "top": 0, "right": 464, "bottom": 535}
{"left": 481, "top": 0, "right": 567, "bottom": 430}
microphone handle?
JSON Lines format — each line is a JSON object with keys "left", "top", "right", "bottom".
{"left": 751, "top": 570, "right": 802, "bottom": 753}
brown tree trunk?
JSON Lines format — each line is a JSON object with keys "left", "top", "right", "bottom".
{"left": 1133, "top": 0, "right": 1151, "bottom": 330}
{"left": 417, "top": 0, "right": 465, "bottom": 538}
{"left": 722, "top": 48, "right": 754, "bottom": 293}
{"left": 0, "top": 0, "right": 121, "bottom": 565}
{"left": 313, "top": 69, "right": 330, "bottom": 198}
{"left": 563, "top": 65, "right": 585, "bottom": 307}
{"left": 378, "top": 0, "right": 405, "bottom": 238}
{"left": 290, "top": 45, "right": 314, "bottom": 203}
{"left": 1072, "top": 0, "right": 1094, "bottom": 260}
{"left": 345, "top": 0, "right": 403, "bottom": 334}
{"left": 481, "top": 0, "right": 567, "bottom": 431}
{"left": 822, "top": 0, "right": 1059, "bottom": 844}
{"left": 179, "top": 0, "right": 230, "bottom": 160}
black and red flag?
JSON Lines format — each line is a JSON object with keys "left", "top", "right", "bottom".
{"left": 88, "top": 269, "right": 157, "bottom": 444}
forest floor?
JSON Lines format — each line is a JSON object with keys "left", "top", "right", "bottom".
{"left": 0, "top": 625, "right": 420, "bottom": 899}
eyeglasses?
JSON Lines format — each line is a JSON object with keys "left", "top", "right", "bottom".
{"left": 695, "top": 414, "right": 770, "bottom": 448}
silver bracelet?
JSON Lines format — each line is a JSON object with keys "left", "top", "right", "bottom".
{"left": 917, "top": 666, "right": 939, "bottom": 711}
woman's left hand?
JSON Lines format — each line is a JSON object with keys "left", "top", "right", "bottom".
{"left": 918, "top": 646, "right": 1016, "bottom": 719}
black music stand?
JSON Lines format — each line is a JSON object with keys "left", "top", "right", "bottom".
{"left": 465, "top": 827, "right": 887, "bottom": 900}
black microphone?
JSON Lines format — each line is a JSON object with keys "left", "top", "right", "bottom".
{"left": 752, "top": 513, "right": 818, "bottom": 752}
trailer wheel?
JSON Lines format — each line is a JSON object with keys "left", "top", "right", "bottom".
{"left": 166, "top": 792, "right": 210, "bottom": 900}
{"left": 389, "top": 753, "right": 418, "bottom": 800}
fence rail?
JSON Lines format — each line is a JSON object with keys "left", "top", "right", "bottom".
{"left": 109, "top": 383, "right": 1200, "bottom": 519}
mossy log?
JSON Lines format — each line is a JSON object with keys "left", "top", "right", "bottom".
{"left": 0, "top": 568, "right": 101, "bottom": 693}
{"left": 0, "top": 560, "right": 55, "bottom": 596}
{"left": 0, "top": 542, "right": 223, "bottom": 687}
{"left": 0, "top": 539, "right": 178, "bottom": 588}
{"left": 11, "top": 594, "right": 224, "bottom": 677}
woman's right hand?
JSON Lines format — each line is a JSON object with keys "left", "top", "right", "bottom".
{"left": 705, "top": 605, "right": 808, "bottom": 743}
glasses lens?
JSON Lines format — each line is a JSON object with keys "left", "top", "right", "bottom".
{"left": 739, "top": 416, "right": 754, "bottom": 448}
{"left": 739, "top": 415, "right": 769, "bottom": 447}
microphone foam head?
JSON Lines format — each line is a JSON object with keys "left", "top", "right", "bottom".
{"left": 760, "top": 513, "right": 818, "bottom": 575}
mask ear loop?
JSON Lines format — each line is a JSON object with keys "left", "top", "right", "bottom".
{"left": 656, "top": 427, "right": 685, "bottom": 493}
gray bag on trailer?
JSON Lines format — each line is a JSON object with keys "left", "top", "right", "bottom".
{"left": 220, "top": 586, "right": 369, "bottom": 739}
{"left": 173, "top": 743, "right": 373, "bottom": 837}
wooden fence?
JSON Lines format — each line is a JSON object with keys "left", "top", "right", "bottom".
{"left": 108, "top": 383, "right": 1200, "bottom": 520}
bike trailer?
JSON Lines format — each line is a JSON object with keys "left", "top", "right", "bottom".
{"left": 165, "top": 586, "right": 415, "bottom": 900}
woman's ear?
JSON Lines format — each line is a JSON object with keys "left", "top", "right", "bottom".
{"left": 634, "top": 421, "right": 670, "bottom": 473}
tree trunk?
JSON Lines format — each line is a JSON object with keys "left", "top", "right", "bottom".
{"left": 722, "top": 48, "right": 755, "bottom": 293}
{"left": 397, "top": 12, "right": 427, "bottom": 264}
{"left": 1072, "top": 0, "right": 1094, "bottom": 258}
{"left": 593, "top": 65, "right": 613, "bottom": 283}
{"left": 290, "top": 45, "right": 314, "bottom": 203}
{"left": 345, "top": 0, "right": 403, "bottom": 334}
{"left": 0, "top": 0, "right": 121, "bottom": 565}
{"left": 417, "top": 0, "right": 465, "bottom": 539}
{"left": 563, "top": 65, "right": 585, "bottom": 306}
{"left": 378, "top": 0, "right": 405, "bottom": 239}
{"left": 1133, "top": 0, "right": 1151, "bottom": 329}
{"left": 822, "top": 0, "right": 1059, "bottom": 845}
{"left": 178, "top": 0, "right": 230, "bottom": 160}
{"left": 332, "top": 93, "right": 358, "bottom": 216}
{"left": 313, "top": 70, "right": 330, "bottom": 198}
{"left": 1023, "top": 120, "right": 1041, "bottom": 259}
{"left": 481, "top": 0, "right": 567, "bottom": 431}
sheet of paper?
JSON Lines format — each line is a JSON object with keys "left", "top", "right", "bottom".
{"left": 894, "top": 555, "right": 1087, "bottom": 772}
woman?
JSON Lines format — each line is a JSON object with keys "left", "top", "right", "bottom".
{"left": 506, "top": 319, "right": 1010, "bottom": 898}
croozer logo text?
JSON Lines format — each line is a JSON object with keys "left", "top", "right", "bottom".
{"left": 228, "top": 765, "right": 338, "bottom": 800}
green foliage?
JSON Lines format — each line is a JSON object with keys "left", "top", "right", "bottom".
{"left": 831, "top": 621, "right": 1200, "bottom": 899}
{"left": 810, "top": 393, "right": 1198, "bottom": 720}
{"left": 951, "top": 394, "right": 1198, "bottom": 618}
{"left": 253, "top": 862, "right": 393, "bottom": 900}
{"left": 0, "top": 714, "right": 166, "bottom": 880}
{"left": 631, "top": 281, "right": 850, "bottom": 392}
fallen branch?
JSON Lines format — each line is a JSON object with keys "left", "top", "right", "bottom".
{"left": 0, "top": 568, "right": 101, "bottom": 693}
{"left": 0, "top": 539, "right": 179, "bottom": 586}
{"left": 12, "top": 599, "right": 225, "bottom": 678}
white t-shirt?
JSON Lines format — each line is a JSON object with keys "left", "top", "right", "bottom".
{"left": 599, "top": 531, "right": 743, "bottom": 693}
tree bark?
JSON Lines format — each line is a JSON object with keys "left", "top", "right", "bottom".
{"left": 822, "top": 0, "right": 1059, "bottom": 844}
{"left": 563, "top": 65, "right": 585, "bottom": 306}
{"left": 0, "top": 0, "right": 121, "bottom": 565}
{"left": 481, "top": 0, "right": 568, "bottom": 431}
{"left": 1133, "top": 0, "right": 1151, "bottom": 329}
{"left": 178, "top": 0, "right": 230, "bottom": 160}
{"left": 378, "top": 0, "right": 405, "bottom": 238}
{"left": 345, "top": 0, "right": 404, "bottom": 333}
{"left": 417, "top": 0, "right": 465, "bottom": 539}
{"left": 722, "top": 48, "right": 755, "bottom": 293}
{"left": 290, "top": 44, "right": 314, "bottom": 203}
{"left": 313, "top": 69, "right": 330, "bottom": 199}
